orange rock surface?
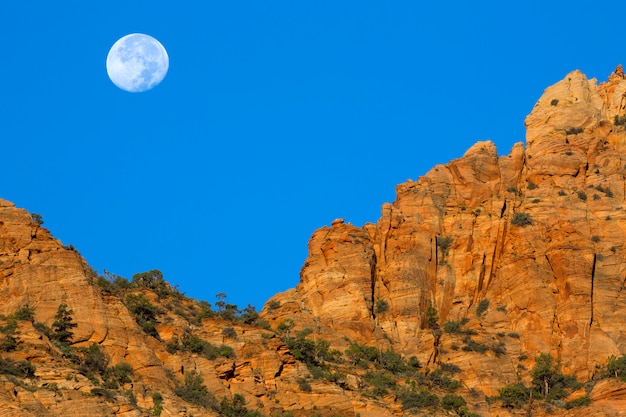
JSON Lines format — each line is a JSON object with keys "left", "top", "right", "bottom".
{"left": 3, "top": 67, "right": 626, "bottom": 416}
{"left": 262, "top": 66, "right": 626, "bottom": 415}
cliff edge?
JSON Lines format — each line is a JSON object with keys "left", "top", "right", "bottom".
{"left": 3, "top": 67, "right": 626, "bottom": 416}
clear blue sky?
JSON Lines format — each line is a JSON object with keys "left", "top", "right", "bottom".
{"left": 2, "top": 1, "right": 624, "bottom": 309}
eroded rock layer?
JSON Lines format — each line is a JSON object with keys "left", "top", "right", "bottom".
{"left": 262, "top": 66, "right": 626, "bottom": 415}
{"left": 3, "top": 67, "right": 626, "bottom": 416}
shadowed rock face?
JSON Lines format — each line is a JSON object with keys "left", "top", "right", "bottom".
{"left": 4, "top": 67, "right": 626, "bottom": 417}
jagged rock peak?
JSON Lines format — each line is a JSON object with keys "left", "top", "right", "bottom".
{"left": 262, "top": 66, "right": 626, "bottom": 415}
{"left": 5, "top": 67, "right": 626, "bottom": 416}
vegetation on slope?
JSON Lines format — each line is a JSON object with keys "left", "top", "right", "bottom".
{"left": 2, "top": 267, "right": 624, "bottom": 416}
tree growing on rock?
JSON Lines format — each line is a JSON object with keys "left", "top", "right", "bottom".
{"left": 51, "top": 303, "right": 77, "bottom": 346}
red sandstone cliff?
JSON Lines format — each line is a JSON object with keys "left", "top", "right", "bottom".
{"left": 261, "top": 66, "right": 626, "bottom": 416}
{"left": 2, "top": 67, "right": 626, "bottom": 416}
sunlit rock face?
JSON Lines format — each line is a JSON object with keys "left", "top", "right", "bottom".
{"left": 262, "top": 66, "right": 626, "bottom": 414}
{"left": 4, "top": 67, "right": 626, "bottom": 416}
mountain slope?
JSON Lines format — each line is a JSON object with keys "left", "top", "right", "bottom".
{"left": 3, "top": 67, "right": 626, "bottom": 416}
{"left": 260, "top": 65, "right": 626, "bottom": 415}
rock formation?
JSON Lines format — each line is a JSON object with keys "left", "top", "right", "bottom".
{"left": 262, "top": 66, "right": 626, "bottom": 415}
{"left": 3, "top": 67, "right": 626, "bottom": 416}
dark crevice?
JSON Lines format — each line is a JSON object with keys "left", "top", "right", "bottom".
{"left": 485, "top": 206, "right": 508, "bottom": 290}
{"left": 545, "top": 254, "right": 556, "bottom": 278}
{"left": 370, "top": 251, "right": 377, "bottom": 320}
{"left": 590, "top": 253, "right": 596, "bottom": 326}
{"left": 274, "top": 362, "right": 284, "bottom": 378}
{"left": 476, "top": 253, "right": 487, "bottom": 295}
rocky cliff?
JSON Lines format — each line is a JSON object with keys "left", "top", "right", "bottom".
{"left": 262, "top": 65, "right": 626, "bottom": 415}
{"left": 2, "top": 67, "right": 626, "bottom": 416}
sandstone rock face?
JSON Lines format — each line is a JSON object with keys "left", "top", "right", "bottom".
{"left": 4, "top": 67, "right": 626, "bottom": 417}
{"left": 262, "top": 66, "right": 626, "bottom": 414}
{"left": 0, "top": 201, "right": 357, "bottom": 416}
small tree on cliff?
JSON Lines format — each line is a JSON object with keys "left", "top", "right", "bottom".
{"left": 51, "top": 303, "right": 77, "bottom": 346}
{"left": 132, "top": 270, "right": 173, "bottom": 298}
{"left": 530, "top": 353, "right": 579, "bottom": 400}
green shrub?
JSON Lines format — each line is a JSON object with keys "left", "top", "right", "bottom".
{"left": 491, "top": 341, "right": 507, "bottom": 357}
{"left": 380, "top": 349, "right": 407, "bottom": 374}
{"left": 527, "top": 181, "right": 538, "bottom": 190}
{"left": 441, "top": 393, "right": 466, "bottom": 410}
{"left": 605, "top": 354, "right": 626, "bottom": 379}
{"left": 51, "top": 303, "right": 77, "bottom": 346}
{"left": 151, "top": 392, "right": 164, "bottom": 416}
{"left": 511, "top": 212, "right": 533, "bottom": 227}
{"left": 443, "top": 320, "right": 462, "bottom": 334}
{"left": 214, "top": 293, "right": 241, "bottom": 321}
{"left": 91, "top": 387, "right": 115, "bottom": 401}
{"left": 428, "top": 368, "right": 462, "bottom": 389}
{"left": 277, "top": 319, "right": 294, "bottom": 336}
{"left": 31, "top": 213, "right": 44, "bottom": 226}
{"left": 437, "top": 236, "right": 453, "bottom": 264}
{"left": 364, "top": 370, "right": 396, "bottom": 394}
{"left": 165, "top": 338, "right": 180, "bottom": 354}
{"left": 168, "top": 334, "right": 235, "bottom": 360}
{"left": 566, "top": 127, "right": 584, "bottom": 135}
{"left": 184, "top": 334, "right": 209, "bottom": 353}
{"left": 531, "top": 352, "right": 579, "bottom": 400}
{"left": 285, "top": 331, "right": 340, "bottom": 373}
{"left": 498, "top": 383, "right": 529, "bottom": 408}
{"left": 564, "top": 395, "right": 591, "bottom": 409}
{"left": 0, "top": 319, "right": 18, "bottom": 352}
{"left": 443, "top": 320, "right": 476, "bottom": 336}
{"left": 222, "top": 326, "right": 237, "bottom": 339}
{"left": 476, "top": 299, "right": 490, "bottom": 316}
{"left": 219, "top": 393, "right": 264, "bottom": 417}
{"left": 399, "top": 388, "right": 439, "bottom": 410}
{"left": 33, "top": 321, "right": 52, "bottom": 338}
{"left": 407, "top": 356, "right": 421, "bottom": 369}
{"left": 437, "top": 236, "right": 452, "bottom": 251}
{"left": 0, "top": 357, "right": 35, "bottom": 378}
{"left": 439, "top": 363, "right": 461, "bottom": 374}
{"left": 345, "top": 342, "right": 380, "bottom": 366}
{"left": 375, "top": 299, "right": 389, "bottom": 314}
{"left": 577, "top": 191, "right": 587, "bottom": 201}
{"left": 219, "top": 344, "right": 235, "bottom": 358}
{"left": 11, "top": 304, "right": 35, "bottom": 322}
{"left": 239, "top": 304, "right": 259, "bottom": 324}
{"left": 125, "top": 293, "right": 160, "bottom": 339}
{"left": 104, "top": 362, "right": 133, "bottom": 388}
{"left": 196, "top": 300, "right": 215, "bottom": 319}
{"left": 80, "top": 342, "right": 109, "bottom": 374}
{"left": 124, "top": 389, "right": 137, "bottom": 406}
{"left": 298, "top": 378, "right": 312, "bottom": 392}
{"left": 462, "top": 339, "right": 489, "bottom": 354}
{"left": 95, "top": 271, "right": 132, "bottom": 294}
{"left": 457, "top": 408, "right": 481, "bottom": 417}
{"left": 267, "top": 300, "right": 281, "bottom": 311}
{"left": 614, "top": 114, "right": 626, "bottom": 126}
{"left": 426, "top": 305, "right": 439, "bottom": 329}
{"left": 174, "top": 370, "right": 218, "bottom": 409}
{"left": 132, "top": 270, "right": 178, "bottom": 299}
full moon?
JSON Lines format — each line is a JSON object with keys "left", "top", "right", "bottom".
{"left": 106, "top": 33, "right": 169, "bottom": 93}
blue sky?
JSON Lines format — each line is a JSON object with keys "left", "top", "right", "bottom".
{"left": 2, "top": 1, "right": 625, "bottom": 310}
